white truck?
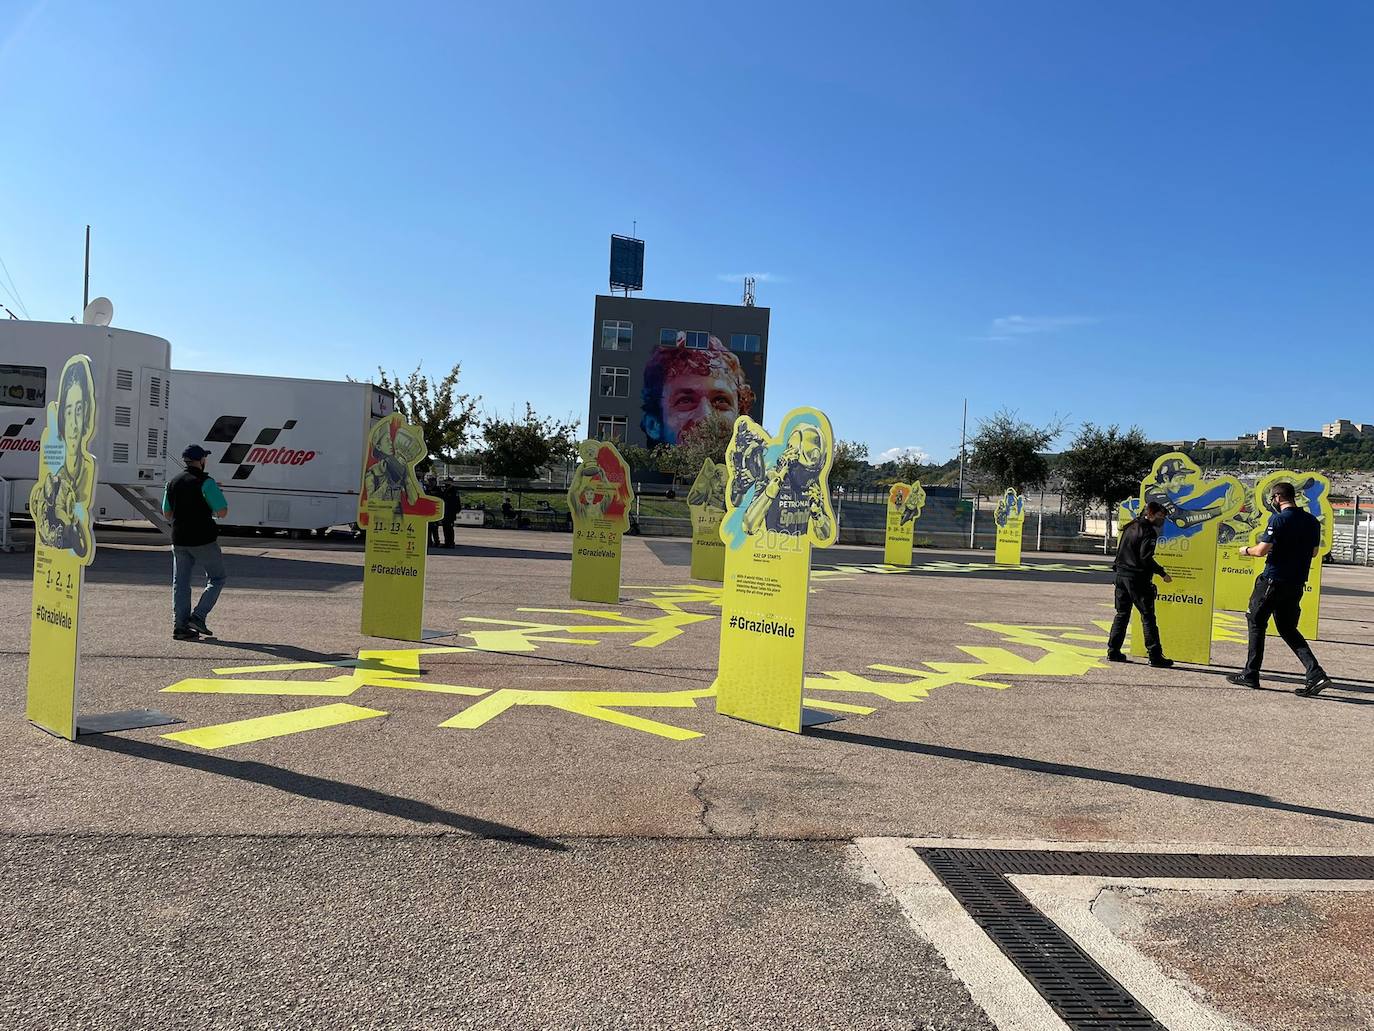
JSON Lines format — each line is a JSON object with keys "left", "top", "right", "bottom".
{"left": 165, "top": 368, "right": 393, "bottom": 537}
{"left": 0, "top": 319, "right": 393, "bottom": 538}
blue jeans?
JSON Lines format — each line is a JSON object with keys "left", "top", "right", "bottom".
{"left": 173, "top": 542, "right": 227, "bottom": 628}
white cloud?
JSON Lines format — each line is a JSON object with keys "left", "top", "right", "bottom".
{"left": 877, "top": 446, "right": 930, "bottom": 464}
{"left": 975, "top": 314, "right": 1097, "bottom": 342}
{"left": 716, "top": 272, "right": 787, "bottom": 284}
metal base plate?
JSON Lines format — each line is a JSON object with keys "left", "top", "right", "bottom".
{"left": 801, "top": 707, "right": 842, "bottom": 729}
{"left": 420, "top": 628, "right": 457, "bottom": 641}
{"left": 76, "top": 709, "right": 183, "bottom": 735}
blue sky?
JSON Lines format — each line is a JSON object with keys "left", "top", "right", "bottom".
{"left": 3, "top": 1, "right": 1371, "bottom": 462}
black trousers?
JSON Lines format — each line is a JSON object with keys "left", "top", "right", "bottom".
{"left": 441, "top": 520, "right": 455, "bottom": 547}
{"left": 428, "top": 521, "right": 442, "bottom": 546}
{"left": 1107, "top": 576, "right": 1162, "bottom": 656}
{"left": 1242, "top": 578, "right": 1324, "bottom": 683}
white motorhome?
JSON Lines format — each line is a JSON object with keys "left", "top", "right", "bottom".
{"left": 1, "top": 321, "right": 172, "bottom": 522}
{"left": 166, "top": 368, "right": 393, "bottom": 536}
{"left": 0, "top": 319, "right": 392, "bottom": 537}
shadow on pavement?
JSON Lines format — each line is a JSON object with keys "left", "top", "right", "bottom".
{"left": 1184, "top": 664, "right": 1374, "bottom": 696}
{"left": 450, "top": 543, "right": 569, "bottom": 562}
{"left": 810, "top": 728, "right": 1374, "bottom": 827}
{"left": 81, "top": 735, "right": 567, "bottom": 850}
{"left": 0, "top": 548, "right": 360, "bottom": 590}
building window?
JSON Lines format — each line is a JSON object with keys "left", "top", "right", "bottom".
{"left": 601, "top": 320, "right": 632, "bottom": 350}
{"left": 659, "top": 329, "right": 711, "bottom": 349}
{"left": 729, "top": 333, "right": 761, "bottom": 353}
{"left": 597, "top": 415, "right": 627, "bottom": 441}
{"left": 599, "top": 366, "right": 630, "bottom": 398}
{"left": 0, "top": 364, "right": 47, "bottom": 408}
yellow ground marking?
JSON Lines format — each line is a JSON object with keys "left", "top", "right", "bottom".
{"left": 458, "top": 585, "right": 725, "bottom": 652}
{"left": 163, "top": 677, "right": 363, "bottom": 697}
{"left": 805, "top": 624, "right": 1104, "bottom": 704}
{"left": 160, "top": 585, "right": 1121, "bottom": 747}
{"left": 1212, "top": 611, "right": 1248, "bottom": 643}
{"left": 1090, "top": 612, "right": 1250, "bottom": 645}
{"left": 439, "top": 687, "right": 715, "bottom": 741}
{"left": 163, "top": 703, "right": 387, "bottom": 750}
{"left": 370, "top": 680, "right": 486, "bottom": 696}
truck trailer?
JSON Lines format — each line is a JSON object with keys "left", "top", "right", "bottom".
{"left": 0, "top": 319, "right": 392, "bottom": 537}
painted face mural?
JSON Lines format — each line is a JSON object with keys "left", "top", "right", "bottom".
{"left": 641, "top": 335, "right": 755, "bottom": 447}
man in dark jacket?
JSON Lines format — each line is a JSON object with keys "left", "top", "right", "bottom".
{"left": 1106, "top": 501, "right": 1174, "bottom": 667}
{"left": 162, "top": 444, "right": 229, "bottom": 641}
{"left": 439, "top": 478, "right": 461, "bottom": 548}
{"left": 1226, "top": 481, "right": 1333, "bottom": 696}
{"left": 424, "top": 472, "right": 442, "bottom": 548}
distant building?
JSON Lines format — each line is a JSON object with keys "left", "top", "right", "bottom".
{"left": 1323, "top": 419, "right": 1372, "bottom": 438}
{"left": 1258, "top": 426, "right": 1320, "bottom": 447}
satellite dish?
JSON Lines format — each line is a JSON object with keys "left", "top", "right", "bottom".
{"left": 82, "top": 297, "right": 114, "bottom": 327}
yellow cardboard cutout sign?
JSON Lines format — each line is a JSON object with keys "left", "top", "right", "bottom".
{"left": 26, "top": 355, "right": 98, "bottom": 739}
{"left": 358, "top": 413, "right": 440, "bottom": 640}
{"left": 884, "top": 481, "right": 925, "bottom": 566}
{"left": 687, "top": 457, "right": 727, "bottom": 581}
{"left": 714, "top": 407, "right": 837, "bottom": 733}
{"left": 1128, "top": 453, "right": 1242, "bottom": 664}
{"left": 568, "top": 439, "right": 634, "bottom": 603}
{"left": 993, "top": 489, "right": 1025, "bottom": 565}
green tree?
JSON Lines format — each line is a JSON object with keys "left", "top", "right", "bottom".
{"left": 829, "top": 440, "right": 870, "bottom": 486}
{"left": 480, "top": 404, "right": 580, "bottom": 481}
{"left": 372, "top": 363, "right": 481, "bottom": 466}
{"left": 651, "top": 418, "right": 736, "bottom": 481}
{"left": 1060, "top": 423, "right": 1156, "bottom": 514}
{"left": 968, "top": 408, "right": 1064, "bottom": 492}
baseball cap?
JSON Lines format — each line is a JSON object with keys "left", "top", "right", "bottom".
{"left": 182, "top": 444, "right": 211, "bottom": 461}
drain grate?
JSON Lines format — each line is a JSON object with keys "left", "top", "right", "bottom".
{"left": 917, "top": 847, "right": 1374, "bottom": 1030}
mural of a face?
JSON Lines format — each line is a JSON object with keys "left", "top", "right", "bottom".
{"left": 642, "top": 336, "right": 755, "bottom": 446}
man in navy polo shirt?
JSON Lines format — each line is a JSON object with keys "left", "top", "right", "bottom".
{"left": 162, "top": 444, "right": 229, "bottom": 641}
{"left": 1226, "top": 481, "right": 1333, "bottom": 697}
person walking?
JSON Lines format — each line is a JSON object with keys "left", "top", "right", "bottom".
{"left": 1226, "top": 482, "right": 1333, "bottom": 696}
{"left": 1106, "top": 500, "right": 1175, "bottom": 667}
{"left": 162, "top": 444, "right": 229, "bottom": 641}
{"left": 424, "top": 472, "right": 442, "bottom": 548}
{"left": 440, "top": 477, "right": 461, "bottom": 548}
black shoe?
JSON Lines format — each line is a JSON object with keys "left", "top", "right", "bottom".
{"left": 1106, "top": 651, "right": 1129, "bottom": 663}
{"left": 173, "top": 626, "right": 200, "bottom": 641}
{"left": 1148, "top": 654, "right": 1174, "bottom": 668}
{"left": 1226, "top": 672, "right": 1262, "bottom": 689}
{"left": 1296, "top": 675, "right": 1333, "bottom": 698}
{"left": 186, "top": 614, "right": 214, "bottom": 637}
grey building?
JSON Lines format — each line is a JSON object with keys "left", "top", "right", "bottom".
{"left": 587, "top": 294, "right": 770, "bottom": 450}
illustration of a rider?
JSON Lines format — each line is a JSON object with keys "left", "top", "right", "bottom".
{"left": 1143, "top": 458, "right": 1240, "bottom": 541}
{"left": 735, "top": 422, "right": 834, "bottom": 538}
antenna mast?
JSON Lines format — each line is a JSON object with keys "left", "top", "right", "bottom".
{"left": 742, "top": 275, "right": 755, "bottom": 307}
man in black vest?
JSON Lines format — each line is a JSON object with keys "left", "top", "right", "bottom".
{"left": 439, "top": 477, "right": 461, "bottom": 548}
{"left": 1106, "top": 501, "right": 1175, "bottom": 667}
{"left": 162, "top": 444, "right": 229, "bottom": 641}
{"left": 1226, "top": 481, "right": 1333, "bottom": 696}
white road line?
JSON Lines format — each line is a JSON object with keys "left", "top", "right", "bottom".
{"left": 852, "top": 838, "right": 1068, "bottom": 1031}
{"left": 853, "top": 837, "right": 1374, "bottom": 1031}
